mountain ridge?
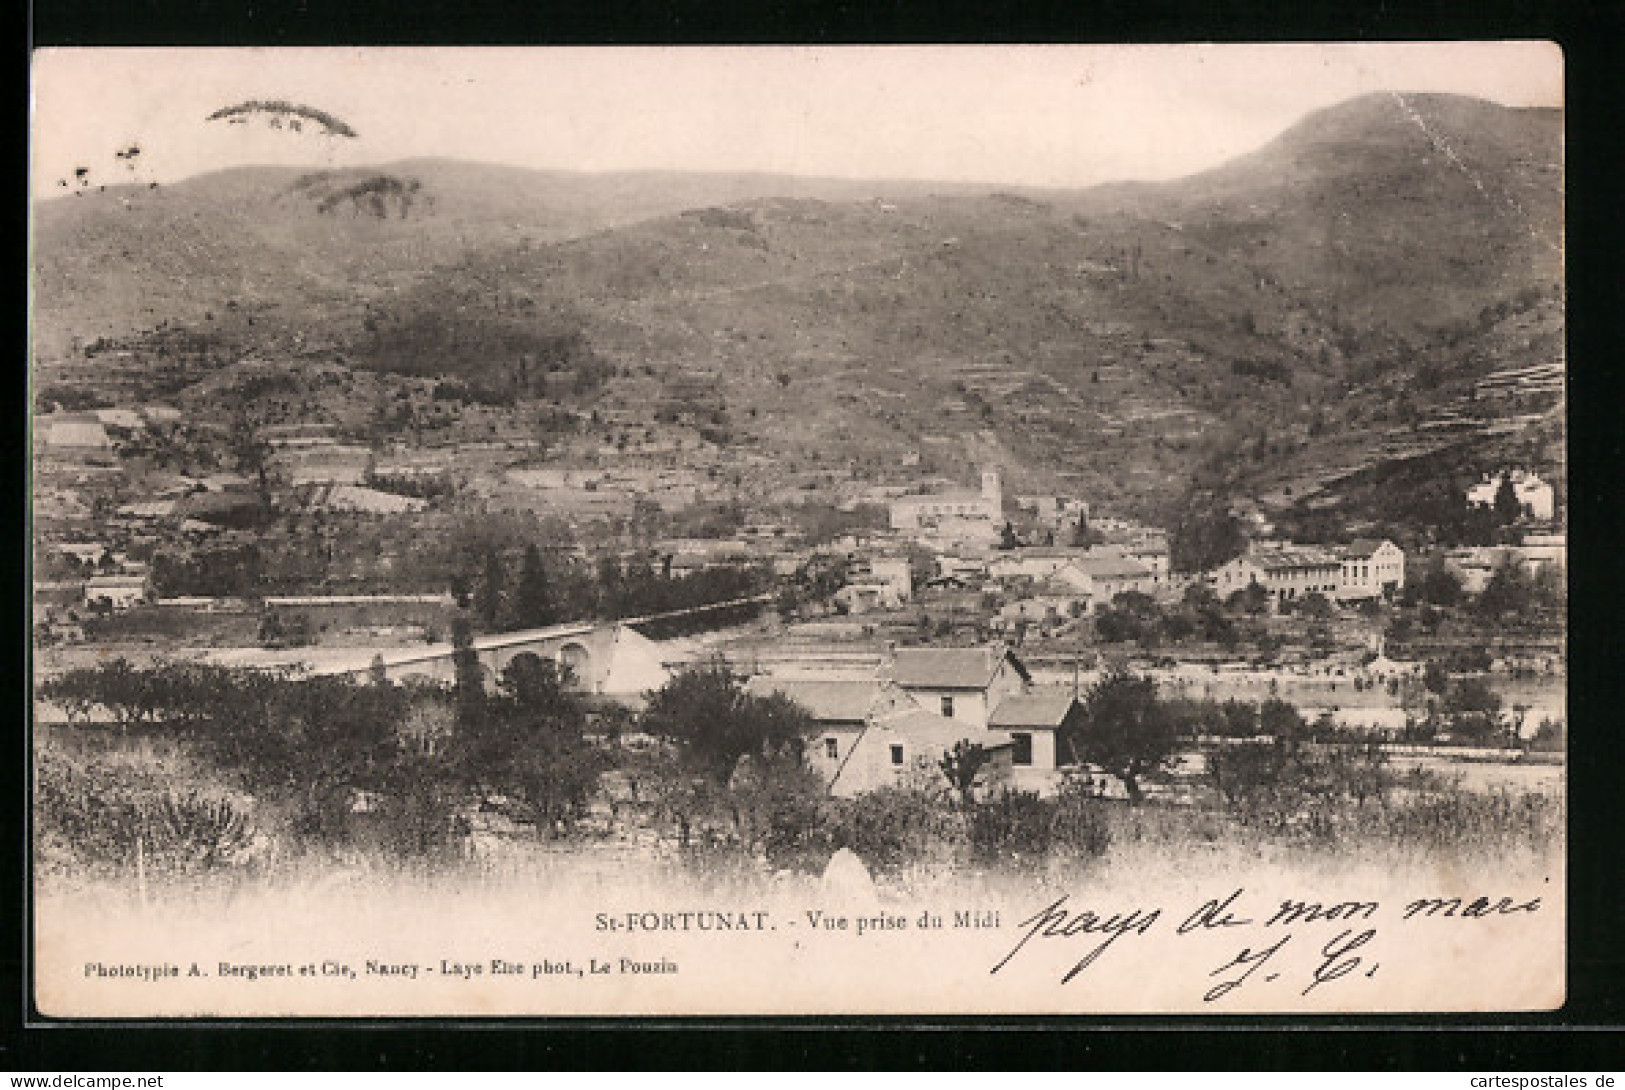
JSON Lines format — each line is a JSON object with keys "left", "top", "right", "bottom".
{"left": 31, "top": 93, "right": 1564, "bottom": 521}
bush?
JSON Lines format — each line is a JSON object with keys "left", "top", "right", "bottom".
{"left": 34, "top": 741, "right": 259, "bottom": 876}
{"left": 828, "top": 787, "right": 957, "bottom": 875}
{"left": 1049, "top": 779, "right": 1113, "bottom": 861}
{"left": 1368, "top": 788, "right": 1562, "bottom": 859}
{"left": 968, "top": 790, "right": 1053, "bottom": 866}
{"left": 759, "top": 791, "right": 839, "bottom": 874}
{"left": 148, "top": 789, "right": 259, "bottom": 871}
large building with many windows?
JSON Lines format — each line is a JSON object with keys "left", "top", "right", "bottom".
{"left": 888, "top": 468, "right": 1002, "bottom": 544}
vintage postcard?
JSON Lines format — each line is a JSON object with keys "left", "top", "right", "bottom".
{"left": 29, "top": 44, "right": 1565, "bottom": 1017}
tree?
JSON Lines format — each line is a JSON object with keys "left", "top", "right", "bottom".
{"left": 1475, "top": 559, "right": 1533, "bottom": 621}
{"left": 1406, "top": 557, "right": 1464, "bottom": 607}
{"left": 1258, "top": 697, "right": 1306, "bottom": 743}
{"left": 1095, "top": 590, "right": 1163, "bottom": 645}
{"left": 1060, "top": 669, "right": 1179, "bottom": 804}
{"left": 1070, "top": 510, "right": 1100, "bottom": 548}
{"left": 1183, "top": 581, "right": 1220, "bottom": 612}
{"left": 999, "top": 521, "right": 1020, "bottom": 551}
{"left": 1416, "top": 657, "right": 1449, "bottom": 702}
{"left": 513, "top": 544, "right": 555, "bottom": 629}
{"left": 1444, "top": 676, "right": 1504, "bottom": 744}
{"left": 451, "top": 616, "right": 485, "bottom": 730}
{"left": 1493, "top": 473, "right": 1523, "bottom": 525}
{"left": 1297, "top": 591, "right": 1334, "bottom": 619}
{"left": 939, "top": 740, "right": 991, "bottom": 807}
{"left": 475, "top": 548, "right": 506, "bottom": 631}
{"left": 227, "top": 410, "right": 272, "bottom": 505}
{"left": 1227, "top": 582, "right": 1270, "bottom": 616}
{"left": 454, "top": 657, "right": 600, "bottom": 830}
{"left": 904, "top": 544, "right": 937, "bottom": 594}
{"left": 641, "top": 661, "right": 812, "bottom": 784}
{"left": 1169, "top": 500, "right": 1247, "bottom": 574}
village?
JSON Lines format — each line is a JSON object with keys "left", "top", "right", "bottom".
{"left": 33, "top": 385, "right": 1566, "bottom": 824}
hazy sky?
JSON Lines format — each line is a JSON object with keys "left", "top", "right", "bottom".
{"left": 31, "top": 44, "right": 1562, "bottom": 198}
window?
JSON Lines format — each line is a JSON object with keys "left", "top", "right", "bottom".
{"left": 890, "top": 744, "right": 905, "bottom": 766}
{"left": 1011, "top": 732, "right": 1033, "bottom": 767}
{"left": 824, "top": 737, "right": 839, "bottom": 760}
{"left": 940, "top": 695, "right": 955, "bottom": 718}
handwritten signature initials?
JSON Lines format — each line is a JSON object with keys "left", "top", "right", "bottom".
{"left": 1204, "top": 932, "right": 1291, "bottom": 1002}
{"left": 990, "top": 888, "right": 1541, "bottom": 1000}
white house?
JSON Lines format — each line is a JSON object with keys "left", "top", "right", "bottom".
{"left": 890, "top": 645, "right": 1030, "bottom": 731}
{"left": 42, "top": 415, "right": 112, "bottom": 450}
{"left": 821, "top": 705, "right": 1018, "bottom": 797}
{"left": 1053, "top": 554, "right": 1157, "bottom": 608}
{"left": 1466, "top": 470, "right": 1556, "bottom": 521}
{"left": 987, "top": 687, "right": 1085, "bottom": 794}
{"left": 84, "top": 574, "right": 148, "bottom": 611}
{"left": 1335, "top": 539, "right": 1405, "bottom": 601}
{"left": 835, "top": 556, "right": 914, "bottom": 613}
{"left": 750, "top": 644, "right": 1080, "bottom": 797}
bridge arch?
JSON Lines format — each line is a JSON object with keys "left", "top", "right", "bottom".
{"left": 558, "top": 642, "right": 592, "bottom": 690}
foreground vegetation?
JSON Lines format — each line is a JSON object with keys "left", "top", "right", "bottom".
{"left": 35, "top": 657, "right": 1562, "bottom": 897}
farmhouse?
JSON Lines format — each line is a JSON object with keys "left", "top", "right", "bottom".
{"left": 988, "top": 687, "right": 1086, "bottom": 794}
{"left": 749, "top": 643, "right": 1081, "bottom": 797}
{"left": 1052, "top": 554, "right": 1158, "bottom": 607}
{"left": 816, "top": 704, "right": 1018, "bottom": 797}
{"left": 889, "top": 645, "right": 1030, "bottom": 731}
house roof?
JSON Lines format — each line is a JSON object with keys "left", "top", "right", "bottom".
{"left": 1252, "top": 549, "right": 1339, "bottom": 572}
{"left": 86, "top": 574, "right": 147, "bottom": 588}
{"left": 870, "top": 706, "right": 1013, "bottom": 749}
{"left": 1066, "top": 555, "right": 1152, "bottom": 580}
{"left": 1343, "top": 538, "right": 1392, "bottom": 558}
{"left": 892, "top": 645, "right": 1029, "bottom": 690}
{"left": 45, "top": 418, "right": 112, "bottom": 448}
{"left": 989, "top": 688, "right": 1079, "bottom": 729}
{"left": 744, "top": 677, "right": 887, "bottom": 724}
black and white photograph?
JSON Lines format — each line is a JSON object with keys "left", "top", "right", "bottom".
{"left": 28, "top": 44, "right": 1566, "bottom": 1016}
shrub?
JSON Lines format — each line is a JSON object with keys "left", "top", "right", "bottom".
{"left": 828, "top": 787, "right": 958, "bottom": 875}
{"left": 34, "top": 742, "right": 259, "bottom": 876}
{"left": 1368, "top": 788, "right": 1562, "bottom": 859}
{"left": 147, "top": 790, "right": 259, "bottom": 871}
{"left": 1049, "top": 779, "right": 1113, "bottom": 861}
{"left": 968, "top": 790, "right": 1053, "bottom": 866}
{"left": 759, "top": 791, "right": 839, "bottom": 874}
{"left": 375, "top": 753, "right": 471, "bottom": 858}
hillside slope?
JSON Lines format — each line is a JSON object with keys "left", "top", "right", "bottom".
{"left": 31, "top": 94, "right": 1564, "bottom": 520}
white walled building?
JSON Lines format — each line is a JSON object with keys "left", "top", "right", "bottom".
{"left": 750, "top": 644, "right": 1080, "bottom": 797}
{"left": 1335, "top": 539, "right": 1406, "bottom": 601}
{"left": 889, "top": 468, "right": 1003, "bottom": 544}
{"left": 1466, "top": 470, "right": 1556, "bottom": 521}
